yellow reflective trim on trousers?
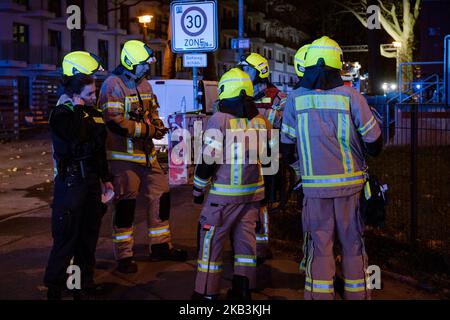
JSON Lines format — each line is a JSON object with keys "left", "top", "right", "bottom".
{"left": 344, "top": 278, "right": 366, "bottom": 284}
{"left": 298, "top": 113, "right": 313, "bottom": 176}
{"left": 304, "top": 286, "right": 334, "bottom": 293}
{"left": 202, "top": 226, "right": 215, "bottom": 263}
{"left": 337, "top": 113, "right": 354, "bottom": 174}
{"left": 305, "top": 277, "right": 333, "bottom": 285}
{"left": 113, "top": 231, "right": 133, "bottom": 237}
{"left": 197, "top": 260, "right": 223, "bottom": 273}
{"left": 296, "top": 94, "right": 350, "bottom": 111}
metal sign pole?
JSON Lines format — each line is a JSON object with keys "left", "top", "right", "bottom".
{"left": 193, "top": 65, "right": 198, "bottom": 111}
{"left": 238, "top": 0, "right": 244, "bottom": 59}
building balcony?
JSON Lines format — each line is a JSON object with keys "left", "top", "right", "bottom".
{"left": 102, "top": 28, "right": 128, "bottom": 36}
{"left": 0, "top": 41, "right": 66, "bottom": 66}
{"left": 286, "top": 64, "right": 295, "bottom": 74}
{"left": 49, "top": 16, "right": 67, "bottom": 25}
{"left": 268, "top": 60, "right": 285, "bottom": 72}
{"left": 0, "top": 1, "right": 26, "bottom": 13}
{"left": 266, "top": 36, "right": 299, "bottom": 50}
{"left": 22, "top": 9, "right": 56, "bottom": 20}
{"left": 85, "top": 24, "right": 108, "bottom": 32}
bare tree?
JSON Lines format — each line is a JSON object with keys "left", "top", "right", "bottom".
{"left": 335, "top": 0, "right": 420, "bottom": 65}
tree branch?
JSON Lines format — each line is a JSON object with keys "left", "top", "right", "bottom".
{"left": 107, "top": 0, "right": 145, "bottom": 13}
{"left": 379, "top": 12, "right": 401, "bottom": 41}
{"left": 414, "top": 0, "right": 421, "bottom": 20}
{"left": 390, "top": 4, "right": 402, "bottom": 35}
{"left": 332, "top": 1, "right": 367, "bottom": 28}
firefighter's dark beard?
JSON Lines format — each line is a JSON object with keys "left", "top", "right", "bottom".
{"left": 218, "top": 95, "right": 259, "bottom": 120}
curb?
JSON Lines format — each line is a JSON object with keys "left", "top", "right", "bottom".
{"left": 0, "top": 205, "right": 50, "bottom": 223}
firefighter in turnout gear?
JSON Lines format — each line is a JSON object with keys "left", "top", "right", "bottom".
{"left": 192, "top": 68, "right": 272, "bottom": 300}
{"left": 281, "top": 36, "right": 383, "bottom": 300}
{"left": 99, "top": 40, "right": 186, "bottom": 274}
{"left": 44, "top": 51, "right": 113, "bottom": 300}
{"left": 238, "top": 52, "right": 287, "bottom": 262}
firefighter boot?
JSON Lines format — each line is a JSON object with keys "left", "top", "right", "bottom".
{"left": 116, "top": 257, "right": 138, "bottom": 274}
{"left": 149, "top": 243, "right": 187, "bottom": 262}
{"left": 227, "top": 275, "right": 252, "bottom": 301}
{"left": 46, "top": 286, "right": 62, "bottom": 300}
{"left": 191, "top": 291, "right": 219, "bottom": 301}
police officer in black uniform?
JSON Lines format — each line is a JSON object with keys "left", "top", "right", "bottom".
{"left": 44, "top": 51, "right": 114, "bottom": 300}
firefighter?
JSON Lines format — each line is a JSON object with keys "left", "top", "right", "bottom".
{"left": 192, "top": 68, "right": 272, "bottom": 300}
{"left": 44, "top": 51, "right": 113, "bottom": 300}
{"left": 294, "top": 44, "right": 311, "bottom": 88}
{"left": 237, "top": 52, "right": 287, "bottom": 262}
{"left": 98, "top": 40, "right": 187, "bottom": 274}
{"left": 281, "top": 36, "right": 383, "bottom": 300}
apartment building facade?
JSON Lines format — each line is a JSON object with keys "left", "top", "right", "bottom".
{"left": 0, "top": 0, "right": 307, "bottom": 84}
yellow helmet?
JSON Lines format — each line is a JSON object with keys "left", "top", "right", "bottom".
{"left": 218, "top": 68, "right": 254, "bottom": 100}
{"left": 121, "top": 40, "right": 156, "bottom": 70}
{"left": 62, "top": 51, "right": 104, "bottom": 76}
{"left": 238, "top": 52, "right": 269, "bottom": 81}
{"left": 305, "top": 36, "right": 343, "bottom": 70}
{"left": 294, "top": 44, "right": 310, "bottom": 77}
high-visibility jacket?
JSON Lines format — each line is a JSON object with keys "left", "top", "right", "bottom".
{"left": 255, "top": 85, "right": 287, "bottom": 129}
{"left": 280, "top": 85, "right": 381, "bottom": 198}
{"left": 193, "top": 111, "right": 272, "bottom": 204}
{"left": 98, "top": 73, "right": 160, "bottom": 167}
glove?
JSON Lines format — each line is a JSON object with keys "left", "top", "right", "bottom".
{"left": 193, "top": 187, "right": 204, "bottom": 205}
{"left": 154, "top": 126, "right": 169, "bottom": 140}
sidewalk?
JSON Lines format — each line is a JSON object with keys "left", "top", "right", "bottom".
{"left": 0, "top": 134, "right": 443, "bottom": 300}
{"left": 0, "top": 184, "right": 442, "bottom": 300}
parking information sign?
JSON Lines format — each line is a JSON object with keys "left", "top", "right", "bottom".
{"left": 170, "top": 0, "right": 218, "bottom": 53}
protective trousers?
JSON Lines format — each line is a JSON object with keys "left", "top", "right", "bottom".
{"left": 256, "top": 205, "right": 269, "bottom": 257}
{"left": 44, "top": 172, "right": 103, "bottom": 289}
{"left": 301, "top": 192, "right": 371, "bottom": 300}
{"left": 110, "top": 160, "right": 171, "bottom": 260}
{"left": 195, "top": 201, "right": 259, "bottom": 296}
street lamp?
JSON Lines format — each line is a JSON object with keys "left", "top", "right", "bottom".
{"left": 138, "top": 15, "right": 153, "bottom": 43}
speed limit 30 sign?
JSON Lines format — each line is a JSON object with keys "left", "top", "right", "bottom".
{"left": 170, "top": 0, "right": 218, "bottom": 53}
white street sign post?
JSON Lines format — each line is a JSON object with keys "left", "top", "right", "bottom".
{"left": 171, "top": 0, "right": 218, "bottom": 115}
{"left": 171, "top": 1, "right": 218, "bottom": 53}
{"left": 183, "top": 53, "right": 208, "bottom": 68}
